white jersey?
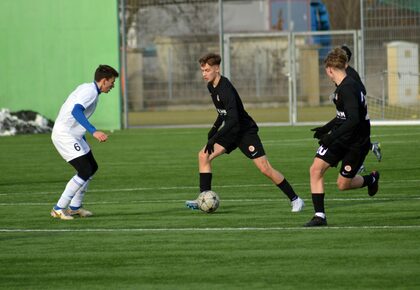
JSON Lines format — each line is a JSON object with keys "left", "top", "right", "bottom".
{"left": 52, "top": 82, "right": 100, "bottom": 139}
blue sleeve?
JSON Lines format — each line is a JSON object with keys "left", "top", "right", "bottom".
{"left": 71, "top": 104, "right": 97, "bottom": 135}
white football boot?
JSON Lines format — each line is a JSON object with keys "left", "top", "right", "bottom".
{"left": 291, "top": 197, "right": 304, "bottom": 212}
{"left": 371, "top": 142, "right": 382, "bottom": 162}
{"left": 68, "top": 207, "right": 93, "bottom": 217}
{"left": 51, "top": 208, "right": 74, "bottom": 220}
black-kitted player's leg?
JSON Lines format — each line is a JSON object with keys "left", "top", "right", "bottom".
{"left": 186, "top": 143, "right": 225, "bottom": 210}
{"left": 336, "top": 146, "right": 380, "bottom": 197}
{"left": 305, "top": 157, "right": 329, "bottom": 227}
{"left": 362, "top": 171, "right": 380, "bottom": 196}
{"left": 239, "top": 131, "right": 304, "bottom": 212}
{"left": 199, "top": 172, "right": 212, "bottom": 192}
{"left": 305, "top": 193, "right": 327, "bottom": 227}
{"left": 252, "top": 155, "right": 305, "bottom": 212}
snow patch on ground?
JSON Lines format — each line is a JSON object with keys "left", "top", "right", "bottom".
{"left": 0, "top": 108, "right": 54, "bottom": 136}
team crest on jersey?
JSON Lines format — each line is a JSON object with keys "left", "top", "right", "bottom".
{"left": 248, "top": 145, "right": 255, "bottom": 152}
{"left": 344, "top": 165, "right": 352, "bottom": 172}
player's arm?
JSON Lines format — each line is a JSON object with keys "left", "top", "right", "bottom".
{"left": 211, "top": 89, "right": 239, "bottom": 139}
{"left": 204, "top": 87, "right": 239, "bottom": 154}
{"left": 208, "top": 114, "right": 223, "bottom": 140}
{"left": 320, "top": 90, "right": 360, "bottom": 145}
{"left": 71, "top": 104, "right": 108, "bottom": 142}
{"left": 311, "top": 117, "right": 337, "bottom": 139}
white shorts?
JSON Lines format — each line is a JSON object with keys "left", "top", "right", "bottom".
{"left": 51, "top": 132, "right": 91, "bottom": 162}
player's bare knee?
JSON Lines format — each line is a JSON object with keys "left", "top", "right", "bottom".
{"left": 336, "top": 179, "right": 350, "bottom": 191}
{"left": 198, "top": 149, "right": 205, "bottom": 160}
{"left": 198, "top": 150, "right": 209, "bottom": 163}
{"left": 310, "top": 164, "right": 322, "bottom": 179}
{"left": 336, "top": 181, "right": 346, "bottom": 191}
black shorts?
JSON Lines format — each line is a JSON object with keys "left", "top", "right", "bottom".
{"left": 215, "top": 127, "right": 265, "bottom": 159}
{"left": 68, "top": 151, "right": 98, "bottom": 181}
{"left": 315, "top": 141, "right": 370, "bottom": 178}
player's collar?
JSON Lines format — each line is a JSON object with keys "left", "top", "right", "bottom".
{"left": 93, "top": 81, "right": 101, "bottom": 95}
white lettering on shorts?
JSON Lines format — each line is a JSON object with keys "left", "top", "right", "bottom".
{"left": 316, "top": 145, "right": 328, "bottom": 156}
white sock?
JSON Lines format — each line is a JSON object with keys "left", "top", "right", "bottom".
{"left": 69, "top": 179, "right": 91, "bottom": 209}
{"left": 315, "top": 212, "right": 326, "bottom": 219}
{"left": 56, "top": 175, "right": 85, "bottom": 209}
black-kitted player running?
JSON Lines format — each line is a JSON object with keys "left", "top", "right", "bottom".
{"left": 186, "top": 53, "right": 304, "bottom": 212}
{"left": 305, "top": 47, "right": 380, "bottom": 227}
{"left": 341, "top": 45, "right": 382, "bottom": 164}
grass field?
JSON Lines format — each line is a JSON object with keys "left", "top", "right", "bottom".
{"left": 1, "top": 125, "right": 420, "bottom": 289}
{"left": 128, "top": 106, "right": 335, "bottom": 126}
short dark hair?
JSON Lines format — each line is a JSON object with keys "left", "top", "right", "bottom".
{"left": 94, "top": 65, "right": 119, "bottom": 82}
{"left": 199, "top": 53, "right": 221, "bottom": 66}
{"left": 341, "top": 45, "right": 352, "bottom": 62}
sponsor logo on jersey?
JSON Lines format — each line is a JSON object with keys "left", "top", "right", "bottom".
{"left": 216, "top": 94, "right": 220, "bottom": 102}
{"left": 336, "top": 110, "right": 346, "bottom": 119}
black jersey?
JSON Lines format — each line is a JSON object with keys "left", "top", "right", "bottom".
{"left": 207, "top": 76, "right": 257, "bottom": 138}
{"left": 328, "top": 76, "right": 370, "bottom": 147}
{"left": 346, "top": 65, "right": 366, "bottom": 95}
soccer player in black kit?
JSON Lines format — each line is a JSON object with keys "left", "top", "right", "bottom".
{"left": 341, "top": 45, "right": 382, "bottom": 164}
{"left": 305, "top": 47, "right": 380, "bottom": 227}
{"left": 186, "top": 53, "right": 304, "bottom": 212}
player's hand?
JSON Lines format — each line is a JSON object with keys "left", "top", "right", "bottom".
{"left": 204, "top": 138, "right": 216, "bottom": 154}
{"left": 208, "top": 126, "right": 218, "bottom": 140}
{"left": 318, "top": 133, "right": 333, "bottom": 147}
{"left": 311, "top": 127, "right": 328, "bottom": 139}
{"left": 93, "top": 131, "right": 108, "bottom": 142}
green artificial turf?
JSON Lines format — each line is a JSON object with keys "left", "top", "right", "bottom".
{"left": 0, "top": 126, "right": 419, "bottom": 289}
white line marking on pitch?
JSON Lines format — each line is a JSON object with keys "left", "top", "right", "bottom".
{"left": 1, "top": 197, "right": 420, "bottom": 206}
{"left": 1, "top": 225, "right": 420, "bottom": 233}
{"left": 2, "top": 179, "right": 420, "bottom": 196}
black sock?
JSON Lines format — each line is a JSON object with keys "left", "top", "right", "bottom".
{"left": 361, "top": 174, "right": 374, "bottom": 187}
{"left": 312, "top": 193, "right": 325, "bottom": 213}
{"left": 277, "top": 179, "right": 298, "bottom": 201}
{"left": 199, "top": 173, "right": 212, "bottom": 192}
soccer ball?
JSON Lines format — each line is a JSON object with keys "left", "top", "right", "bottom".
{"left": 197, "top": 190, "right": 220, "bottom": 213}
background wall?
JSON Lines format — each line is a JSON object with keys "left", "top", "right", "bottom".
{"left": 0, "top": 0, "right": 121, "bottom": 130}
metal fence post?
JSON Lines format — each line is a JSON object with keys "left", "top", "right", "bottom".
{"left": 119, "top": 0, "right": 128, "bottom": 129}
{"left": 168, "top": 47, "right": 173, "bottom": 100}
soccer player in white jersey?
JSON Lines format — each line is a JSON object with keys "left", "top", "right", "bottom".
{"left": 50, "top": 65, "right": 119, "bottom": 220}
